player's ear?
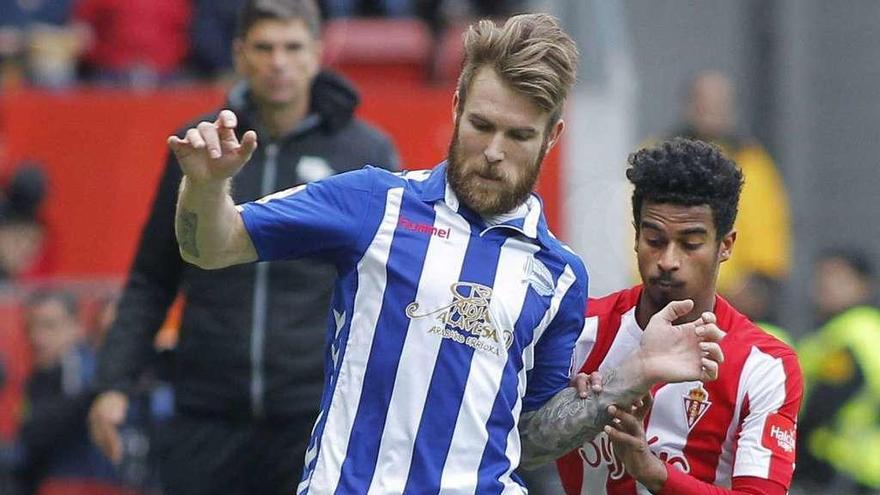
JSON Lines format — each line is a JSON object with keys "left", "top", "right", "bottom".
{"left": 718, "top": 230, "right": 736, "bottom": 262}
{"left": 452, "top": 91, "right": 461, "bottom": 123}
{"left": 545, "top": 119, "right": 565, "bottom": 152}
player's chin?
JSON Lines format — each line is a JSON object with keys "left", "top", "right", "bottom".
{"left": 648, "top": 284, "right": 685, "bottom": 306}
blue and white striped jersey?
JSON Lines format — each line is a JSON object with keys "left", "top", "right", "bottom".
{"left": 238, "top": 163, "right": 588, "bottom": 494}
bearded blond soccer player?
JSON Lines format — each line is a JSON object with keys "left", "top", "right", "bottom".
{"left": 167, "top": 14, "right": 725, "bottom": 493}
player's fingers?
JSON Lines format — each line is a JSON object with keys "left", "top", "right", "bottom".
{"left": 589, "top": 371, "right": 603, "bottom": 393}
{"left": 214, "top": 109, "right": 238, "bottom": 129}
{"left": 700, "top": 342, "right": 724, "bottom": 364}
{"left": 604, "top": 424, "right": 641, "bottom": 449}
{"left": 609, "top": 405, "right": 642, "bottom": 434}
{"left": 701, "top": 311, "right": 717, "bottom": 325}
{"left": 701, "top": 357, "right": 720, "bottom": 381}
{"left": 167, "top": 135, "right": 189, "bottom": 157}
{"left": 197, "top": 121, "right": 222, "bottom": 159}
{"left": 185, "top": 128, "right": 206, "bottom": 151}
{"left": 695, "top": 322, "right": 726, "bottom": 343}
{"left": 239, "top": 130, "right": 258, "bottom": 159}
{"left": 215, "top": 110, "right": 240, "bottom": 146}
{"left": 653, "top": 299, "right": 694, "bottom": 325}
{"left": 572, "top": 373, "right": 590, "bottom": 398}
{"left": 633, "top": 393, "right": 653, "bottom": 420}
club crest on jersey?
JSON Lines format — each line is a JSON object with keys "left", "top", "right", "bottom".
{"left": 683, "top": 384, "right": 712, "bottom": 431}
{"left": 524, "top": 256, "right": 554, "bottom": 297}
{"left": 405, "top": 282, "right": 513, "bottom": 356}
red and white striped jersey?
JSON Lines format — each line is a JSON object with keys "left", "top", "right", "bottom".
{"left": 557, "top": 286, "right": 802, "bottom": 495}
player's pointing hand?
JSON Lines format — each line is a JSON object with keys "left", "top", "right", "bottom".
{"left": 168, "top": 109, "right": 258, "bottom": 184}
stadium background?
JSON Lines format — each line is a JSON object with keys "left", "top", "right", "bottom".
{"left": 1, "top": 0, "right": 878, "bottom": 493}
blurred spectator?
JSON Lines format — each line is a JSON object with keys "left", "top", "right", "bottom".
{"left": 0, "top": 0, "right": 86, "bottom": 89}
{"left": 189, "top": 0, "right": 246, "bottom": 80}
{"left": 0, "top": 164, "right": 52, "bottom": 283}
{"left": 13, "top": 289, "right": 118, "bottom": 494}
{"left": 72, "top": 0, "right": 190, "bottom": 88}
{"left": 87, "top": 1, "right": 398, "bottom": 494}
{"left": 726, "top": 272, "right": 793, "bottom": 344}
{"left": 667, "top": 70, "right": 791, "bottom": 296}
{"left": 795, "top": 248, "right": 880, "bottom": 494}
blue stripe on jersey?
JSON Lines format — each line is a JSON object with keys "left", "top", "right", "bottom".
{"left": 475, "top": 290, "right": 544, "bottom": 493}
{"left": 402, "top": 227, "right": 505, "bottom": 492}
{"left": 334, "top": 192, "right": 436, "bottom": 494}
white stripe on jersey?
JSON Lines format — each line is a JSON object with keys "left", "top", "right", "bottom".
{"left": 308, "top": 187, "right": 404, "bottom": 492}
{"left": 732, "top": 346, "right": 788, "bottom": 479}
{"left": 366, "top": 203, "right": 471, "bottom": 494}
{"left": 596, "top": 309, "right": 640, "bottom": 372}
{"left": 507, "top": 265, "right": 578, "bottom": 488}
{"left": 438, "top": 238, "right": 540, "bottom": 492}
{"left": 571, "top": 316, "right": 598, "bottom": 377}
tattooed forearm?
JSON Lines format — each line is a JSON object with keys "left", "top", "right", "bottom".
{"left": 177, "top": 209, "right": 200, "bottom": 258}
{"left": 519, "top": 364, "right": 650, "bottom": 469}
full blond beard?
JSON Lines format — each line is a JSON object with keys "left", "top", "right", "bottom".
{"left": 446, "top": 120, "right": 548, "bottom": 216}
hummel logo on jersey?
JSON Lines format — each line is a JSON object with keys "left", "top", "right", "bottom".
{"left": 683, "top": 384, "right": 712, "bottom": 430}
{"left": 399, "top": 216, "right": 450, "bottom": 239}
{"left": 405, "top": 282, "right": 513, "bottom": 356}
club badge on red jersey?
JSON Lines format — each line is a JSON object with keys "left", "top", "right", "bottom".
{"left": 683, "top": 384, "right": 712, "bottom": 431}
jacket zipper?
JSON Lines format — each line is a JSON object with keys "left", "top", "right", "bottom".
{"left": 250, "top": 142, "right": 279, "bottom": 419}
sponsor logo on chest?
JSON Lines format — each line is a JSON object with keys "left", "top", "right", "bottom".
{"left": 406, "top": 282, "right": 512, "bottom": 357}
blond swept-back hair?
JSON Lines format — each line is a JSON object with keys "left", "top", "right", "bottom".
{"left": 456, "top": 13, "right": 579, "bottom": 126}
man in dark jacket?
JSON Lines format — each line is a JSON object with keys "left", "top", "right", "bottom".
{"left": 87, "top": 1, "right": 398, "bottom": 494}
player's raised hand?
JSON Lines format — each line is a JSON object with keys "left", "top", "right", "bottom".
{"left": 638, "top": 300, "right": 726, "bottom": 385}
{"left": 168, "top": 109, "right": 258, "bottom": 184}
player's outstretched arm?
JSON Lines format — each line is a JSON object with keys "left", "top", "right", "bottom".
{"left": 518, "top": 300, "right": 725, "bottom": 470}
{"left": 170, "top": 110, "right": 259, "bottom": 269}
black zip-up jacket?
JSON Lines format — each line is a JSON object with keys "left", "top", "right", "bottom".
{"left": 95, "top": 71, "right": 398, "bottom": 420}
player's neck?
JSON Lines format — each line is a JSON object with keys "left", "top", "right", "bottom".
{"left": 258, "top": 95, "right": 310, "bottom": 139}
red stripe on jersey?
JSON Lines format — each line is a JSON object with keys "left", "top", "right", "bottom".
{"left": 730, "top": 395, "right": 750, "bottom": 479}
{"left": 557, "top": 453, "right": 583, "bottom": 495}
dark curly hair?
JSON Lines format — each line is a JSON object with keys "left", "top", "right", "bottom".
{"left": 627, "top": 138, "right": 744, "bottom": 239}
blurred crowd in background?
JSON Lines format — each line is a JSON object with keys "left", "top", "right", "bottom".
{"left": 0, "top": 0, "right": 879, "bottom": 494}
{"left": 0, "top": 0, "right": 524, "bottom": 89}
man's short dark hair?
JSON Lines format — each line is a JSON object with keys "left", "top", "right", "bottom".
{"left": 236, "top": 0, "right": 321, "bottom": 40}
{"left": 627, "top": 137, "right": 744, "bottom": 239}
